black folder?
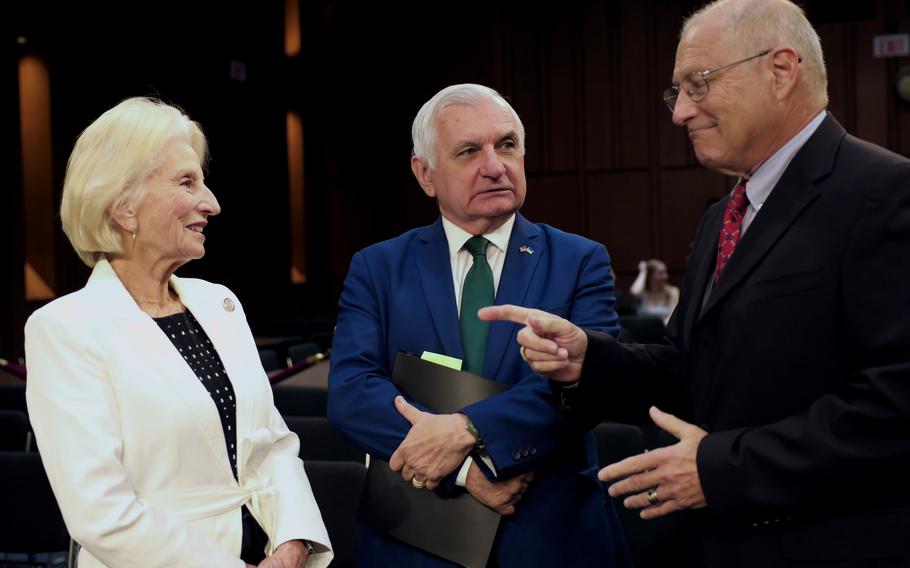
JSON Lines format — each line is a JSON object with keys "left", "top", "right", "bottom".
{"left": 357, "top": 352, "right": 508, "bottom": 568}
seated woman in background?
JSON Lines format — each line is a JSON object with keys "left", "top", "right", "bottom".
{"left": 629, "top": 259, "right": 679, "bottom": 325}
{"left": 24, "top": 97, "right": 331, "bottom": 568}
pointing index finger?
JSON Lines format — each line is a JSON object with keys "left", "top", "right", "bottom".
{"left": 477, "top": 304, "right": 534, "bottom": 325}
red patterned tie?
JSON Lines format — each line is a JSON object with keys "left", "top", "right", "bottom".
{"left": 714, "top": 182, "right": 749, "bottom": 283}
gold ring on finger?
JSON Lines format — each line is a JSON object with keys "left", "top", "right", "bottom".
{"left": 647, "top": 488, "right": 659, "bottom": 505}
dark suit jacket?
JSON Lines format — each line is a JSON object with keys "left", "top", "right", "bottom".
{"left": 328, "top": 214, "right": 631, "bottom": 567}
{"left": 563, "top": 115, "right": 910, "bottom": 567}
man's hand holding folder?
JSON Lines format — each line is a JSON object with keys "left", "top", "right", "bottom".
{"left": 357, "top": 352, "right": 533, "bottom": 567}
{"left": 390, "top": 395, "right": 535, "bottom": 511}
{"left": 389, "top": 395, "right": 475, "bottom": 491}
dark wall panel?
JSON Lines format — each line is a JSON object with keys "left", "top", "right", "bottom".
{"left": 5, "top": 0, "right": 909, "bottom": 352}
{"left": 546, "top": 13, "right": 580, "bottom": 173}
{"left": 617, "top": 0, "right": 653, "bottom": 170}
{"left": 816, "top": 23, "right": 851, "bottom": 127}
{"left": 583, "top": 0, "right": 616, "bottom": 171}
{"left": 658, "top": 169, "right": 730, "bottom": 271}
{"left": 587, "top": 171, "right": 651, "bottom": 272}
{"left": 656, "top": 1, "right": 696, "bottom": 168}
{"left": 509, "top": 14, "right": 545, "bottom": 174}
{"left": 855, "top": 17, "right": 890, "bottom": 147}
{"left": 523, "top": 174, "right": 581, "bottom": 235}
{"left": 3, "top": 41, "right": 25, "bottom": 359}
{"left": 892, "top": 2, "right": 910, "bottom": 155}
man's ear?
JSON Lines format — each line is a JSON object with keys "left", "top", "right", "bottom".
{"left": 770, "top": 45, "right": 800, "bottom": 100}
{"left": 410, "top": 155, "right": 436, "bottom": 198}
{"left": 109, "top": 203, "right": 138, "bottom": 234}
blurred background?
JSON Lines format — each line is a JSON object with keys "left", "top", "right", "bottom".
{"left": 3, "top": 0, "right": 909, "bottom": 361}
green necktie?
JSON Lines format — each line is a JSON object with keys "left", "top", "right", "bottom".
{"left": 460, "top": 236, "right": 494, "bottom": 375}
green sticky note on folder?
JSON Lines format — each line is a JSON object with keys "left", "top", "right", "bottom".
{"left": 420, "top": 351, "right": 463, "bottom": 371}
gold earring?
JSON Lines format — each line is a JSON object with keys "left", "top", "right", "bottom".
{"left": 131, "top": 231, "right": 137, "bottom": 249}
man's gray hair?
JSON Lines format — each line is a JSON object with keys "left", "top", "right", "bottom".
{"left": 683, "top": 0, "right": 828, "bottom": 107}
{"left": 411, "top": 83, "right": 525, "bottom": 169}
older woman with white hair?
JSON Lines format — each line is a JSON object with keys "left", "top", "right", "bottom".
{"left": 24, "top": 97, "right": 332, "bottom": 568}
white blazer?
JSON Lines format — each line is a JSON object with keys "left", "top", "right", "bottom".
{"left": 25, "top": 259, "right": 332, "bottom": 568}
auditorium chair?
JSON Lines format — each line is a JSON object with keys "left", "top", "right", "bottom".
{"left": 285, "top": 416, "right": 365, "bottom": 464}
{"left": 303, "top": 460, "right": 367, "bottom": 568}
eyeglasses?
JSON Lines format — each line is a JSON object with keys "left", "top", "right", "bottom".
{"left": 662, "top": 49, "right": 771, "bottom": 112}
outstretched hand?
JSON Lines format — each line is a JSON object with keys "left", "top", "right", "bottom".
{"left": 478, "top": 305, "right": 588, "bottom": 383}
{"left": 599, "top": 406, "right": 707, "bottom": 520}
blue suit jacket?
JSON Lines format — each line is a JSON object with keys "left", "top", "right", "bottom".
{"left": 328, "top": 214, "right": 631, "bottom": 567}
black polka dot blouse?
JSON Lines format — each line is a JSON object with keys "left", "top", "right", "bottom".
{"left": 154, "top": 310, "right": 240, "bottom": 478}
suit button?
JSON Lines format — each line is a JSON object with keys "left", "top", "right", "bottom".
{"left": 521, "top": 448, "right": 529, "bottom": 457}
{"left": 512, "top": 450, "right": 521, "bottom": 460}
{"left": 529, "top": 447, "right": 537, "bottom": 455}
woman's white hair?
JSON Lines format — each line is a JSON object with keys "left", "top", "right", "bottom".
{"left": 411, "top": 83, "right": 525, "bottom": 169}
{"left": 60, "top": 97, "right": 207, "bottom": 267}
{"left": 683, "top": 0, "right": 828, "bottom": 107}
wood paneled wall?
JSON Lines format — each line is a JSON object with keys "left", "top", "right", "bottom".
{"left": 2, "top": 45, "right": 25, "bottom": 359}
{"left": 2, "top": 0, "right": 909, "bottom": 358}
{"left": 304, "top": 0, "right": 910, "bottom": 298}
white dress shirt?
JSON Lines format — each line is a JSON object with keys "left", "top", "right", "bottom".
{"left": 441, "top": 214, "right": 515, "bottom": 313}
{"left": 740, "top": 110, "right": 828, "bottom": 235}
{"left": 440, "top": 213, "right": 515, "bottom": 486}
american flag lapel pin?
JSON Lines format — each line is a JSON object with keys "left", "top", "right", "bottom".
{"left": 519, "top": 245, "right": 535, "bottom": 255}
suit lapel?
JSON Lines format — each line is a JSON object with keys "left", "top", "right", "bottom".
{"left": 698, "top": 115, "right": 843, "bottom": 322}
{"left": 172, "top": 275, "right": 262, "bottom": 465}
{"left": 87, "top": 260, "right": 236, "bottom": 480}
{"left": 483, "top": 214, "right": 543, "bottom": 379}
{"left": 173, "top": 277, "right": 235, "bottom": 369}
{"left": 684, "top": 204, "right": 725, "bottom": 339}
{"left": 416, "top": 219, "right": 463, "bottom": 358}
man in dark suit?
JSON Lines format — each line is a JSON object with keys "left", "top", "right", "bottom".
{"left": 328, "top": 84, "right": 631, "bottom": 566}
{"left": 481, "top": 1, "right": 910, "bottom": 566}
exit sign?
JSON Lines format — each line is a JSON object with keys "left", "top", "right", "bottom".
{"left": 873, "top": 34, "right": 910, "bottom": 58}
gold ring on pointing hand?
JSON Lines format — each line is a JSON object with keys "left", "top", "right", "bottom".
{"left": 411, "top": 477, "right": 427, "bottom": 490}
{"left": 520, "top": 345, "right": 529, "bottom": 363}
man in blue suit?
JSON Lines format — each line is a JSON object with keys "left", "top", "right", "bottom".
{"left": 328, "top": 84, "right": 631, "bottom": 567}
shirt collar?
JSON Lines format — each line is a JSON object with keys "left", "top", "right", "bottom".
{"left": 441, "top": 213, "right": 516, "bottom": 259}
{"left": 742, "top": 110, "right": 827, "bottom": 208}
